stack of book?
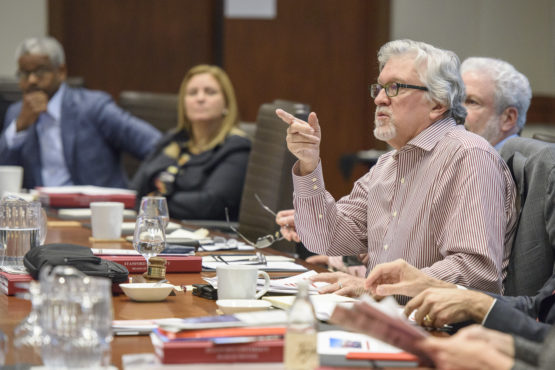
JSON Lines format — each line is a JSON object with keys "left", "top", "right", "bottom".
{"left": 151, "top": 311, "right": 288, "bottom": 364}
{"left": 150, "top": 325, "right": 285, "bottom": 364}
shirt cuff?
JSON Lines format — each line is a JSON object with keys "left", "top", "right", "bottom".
{"left": 481, "top": 298, "right": 497, "bottom": 325}
{"left": 292, "top": 160, "right": 325, "bottom": 198}
{"left": 455, "top": 284, "right": 468, "bottom": 290}
{"left": 4, "top": 119, "right": 28, "bottom": 148}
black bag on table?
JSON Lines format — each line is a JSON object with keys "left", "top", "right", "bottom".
{"left": 23, "top": 243, "right": 129, "bottom": 283}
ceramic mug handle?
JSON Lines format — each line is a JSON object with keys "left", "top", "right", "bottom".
{"left": 255, "top": 270, "right": 271, "bottom": 298}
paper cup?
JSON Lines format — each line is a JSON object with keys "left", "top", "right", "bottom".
{"left": 0, "top": 166, "right": 23, "bottom": 196}
{"left": 90, "top": 202, "right": 124, "bottom": 239}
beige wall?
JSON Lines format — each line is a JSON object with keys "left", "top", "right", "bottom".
{"left": 0, "top": 0, "right": 47, "bottom": 76}
{"left": 392, "top": 0, "right": 555, "bottom": 96}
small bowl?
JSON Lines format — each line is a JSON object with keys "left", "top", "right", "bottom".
{"left": 216, "top": 299, "right": 272, "bottom": 314}
{"left": 119, "top": 283, "right": 173, "bottom": 302}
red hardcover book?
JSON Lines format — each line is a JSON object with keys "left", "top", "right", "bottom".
{"left": 38, "top": 188, "right": 136, "bottom": 209}
{"left": 150, "top": 331, "right": 284, "bottom": 364}
{"left": 100, "top": 255, "right": 202, "bottom": 273}
{"left": 0, "top": 271, "right": 32, "bottom": 296}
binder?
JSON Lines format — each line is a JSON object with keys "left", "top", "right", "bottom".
{"left": 100, "top": 255, "right": 202, "bottom": 273}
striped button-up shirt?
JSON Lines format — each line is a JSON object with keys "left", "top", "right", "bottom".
{"left": 293, "top": 118, "right": 517, "bottom": 294}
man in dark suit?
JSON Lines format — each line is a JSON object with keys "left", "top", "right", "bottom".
{"left": 500, "top": 137, "right": 555, "bottom": 296}
{"left": 0, "top": 37, "right": 161, "bottom": 189}
{"left": 366, "top": 259, "right": 555, "bottom": 342}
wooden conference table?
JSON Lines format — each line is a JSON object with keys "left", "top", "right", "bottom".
{"left": 0, "top": 218, "right": 438, "bottom": 369}
{"left": 0, "top": 218, "right": 319, "bottom": 369}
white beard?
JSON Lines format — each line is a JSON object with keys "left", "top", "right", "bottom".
{"left": 479, "top": 115, "right": 503, "bottom": 146}
{"left": 374, "top": 109, "right": 397, "bottom": 142}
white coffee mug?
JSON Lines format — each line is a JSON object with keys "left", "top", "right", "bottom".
{"left": 90, "top": 202, "right": 124, "bottom": 239}
{"left": 0, "top": 166, "right": 23, "bottom": 196}
{"left": 216, "top": 265, "right": 271, "bottom": 300}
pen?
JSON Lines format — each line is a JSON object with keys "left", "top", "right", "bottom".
{"left": 211, "top": 255, "right": 228, "bottom": 264}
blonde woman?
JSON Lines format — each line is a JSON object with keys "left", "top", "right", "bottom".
{"left": 132, "top": 65, "right": 250, "bottom": 220}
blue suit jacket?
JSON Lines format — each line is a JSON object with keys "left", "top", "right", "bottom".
{"left": 0, "top": 86, "right": 161, "bottom": 189}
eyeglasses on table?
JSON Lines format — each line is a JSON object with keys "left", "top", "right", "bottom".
{"left": 224, "top": 193, "right": 284, "bottom": 249}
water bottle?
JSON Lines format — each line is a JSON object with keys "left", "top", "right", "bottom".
{"left": 284, "top": 280, "right": 319, "bottom": 370}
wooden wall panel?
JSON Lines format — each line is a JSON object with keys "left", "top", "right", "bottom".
{"left": 48, "top": 0, "right": 219, "bottom": 98}
{"left": 528, "top": 95, "right": 555, "bottom": 124}
{"left": 223, "top": 0, "right": 390, "bottom": 198}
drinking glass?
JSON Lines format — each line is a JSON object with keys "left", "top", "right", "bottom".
{"left": 39, "top": 266, "right": 107, "bottom": 369}
{"left": 139, "top": 196, "right": 169, "bottom": 229}
{"left": 133, "top": 215, "right": 166, "bottom": 270}
{"left": 0, "top": 196, "right": 46, "bottom": 270}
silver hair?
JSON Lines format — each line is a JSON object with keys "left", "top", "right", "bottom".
{"left": 461, "top": 57, "right": 531, "bottom": 131}
{"left": 15, "top": 37, "right": 66, "bottom": 67}
{"left": 377, "top": 39, "right": 467, "bottom": 125}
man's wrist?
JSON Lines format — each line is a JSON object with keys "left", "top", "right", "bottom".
{"left": 472, "top": 293, "right": 495, "bottom": 323}
{"left": 299, "top": 160, "right": 319, "bottom": 176}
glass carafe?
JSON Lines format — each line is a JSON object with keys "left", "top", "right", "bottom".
{"left": 0, "top": 195, "right": 47, "bottom": 271}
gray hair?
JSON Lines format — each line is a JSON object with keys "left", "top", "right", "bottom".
{"left": 378, "top": 39, "right": 467, "bottom": 125}
{"left": 15, "top": 37, "right": 66, "bottom": 67}
{"left": 461, "top": 57, "right": 531, "bottom": 131}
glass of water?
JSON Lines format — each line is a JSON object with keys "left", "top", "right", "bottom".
{"left": 39, "top": 266, "right": 111, "bottom": 368}
{"left": 0, "top": 197, "right": 44, "bottom": 270}
{"left": 139, "top": 196, "right": 169, "bottom": 229}
{"left": 133, "top": 215, "right": 166, "bottom": 270}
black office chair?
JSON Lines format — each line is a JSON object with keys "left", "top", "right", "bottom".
{"left": 118, "top": 91, "right": 179, "bottom": 179}
{"left": 118, "top": 91, "right": 178, "bottom": 133}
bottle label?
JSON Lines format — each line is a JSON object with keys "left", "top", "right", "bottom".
{"left": 284, "top": 332, "right": 319, "bottom": 370}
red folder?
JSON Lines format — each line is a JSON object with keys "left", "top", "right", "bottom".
{"left": 38, "top": 190, "right": 135, "bottom": 209}
{"left": 0, "top": 271, "right": 32, "bottom": 295}
{"left": 151, "top": 331, "right": 284, "bottom": 364}
{"left": 100, "top": 255, "right": 202, "bottom": 273}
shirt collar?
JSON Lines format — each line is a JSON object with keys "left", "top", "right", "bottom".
{"left": 46, "top": 82, "right": 66, "bottom": 123}
{"left": 494, "top": 133, "right": 518, "bottom": 151}
{"left": 401, "top": 117, "right": 457, "bottom": 153}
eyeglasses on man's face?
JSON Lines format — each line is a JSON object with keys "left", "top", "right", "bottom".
{"left": 369, "top": 82, "right": 428, "bottom": 98}
{"left": 16, "top": 65, "right": 55, "bottom": 81}
{"left": 224, "top": 194, "right": 284, "bottom": 249}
